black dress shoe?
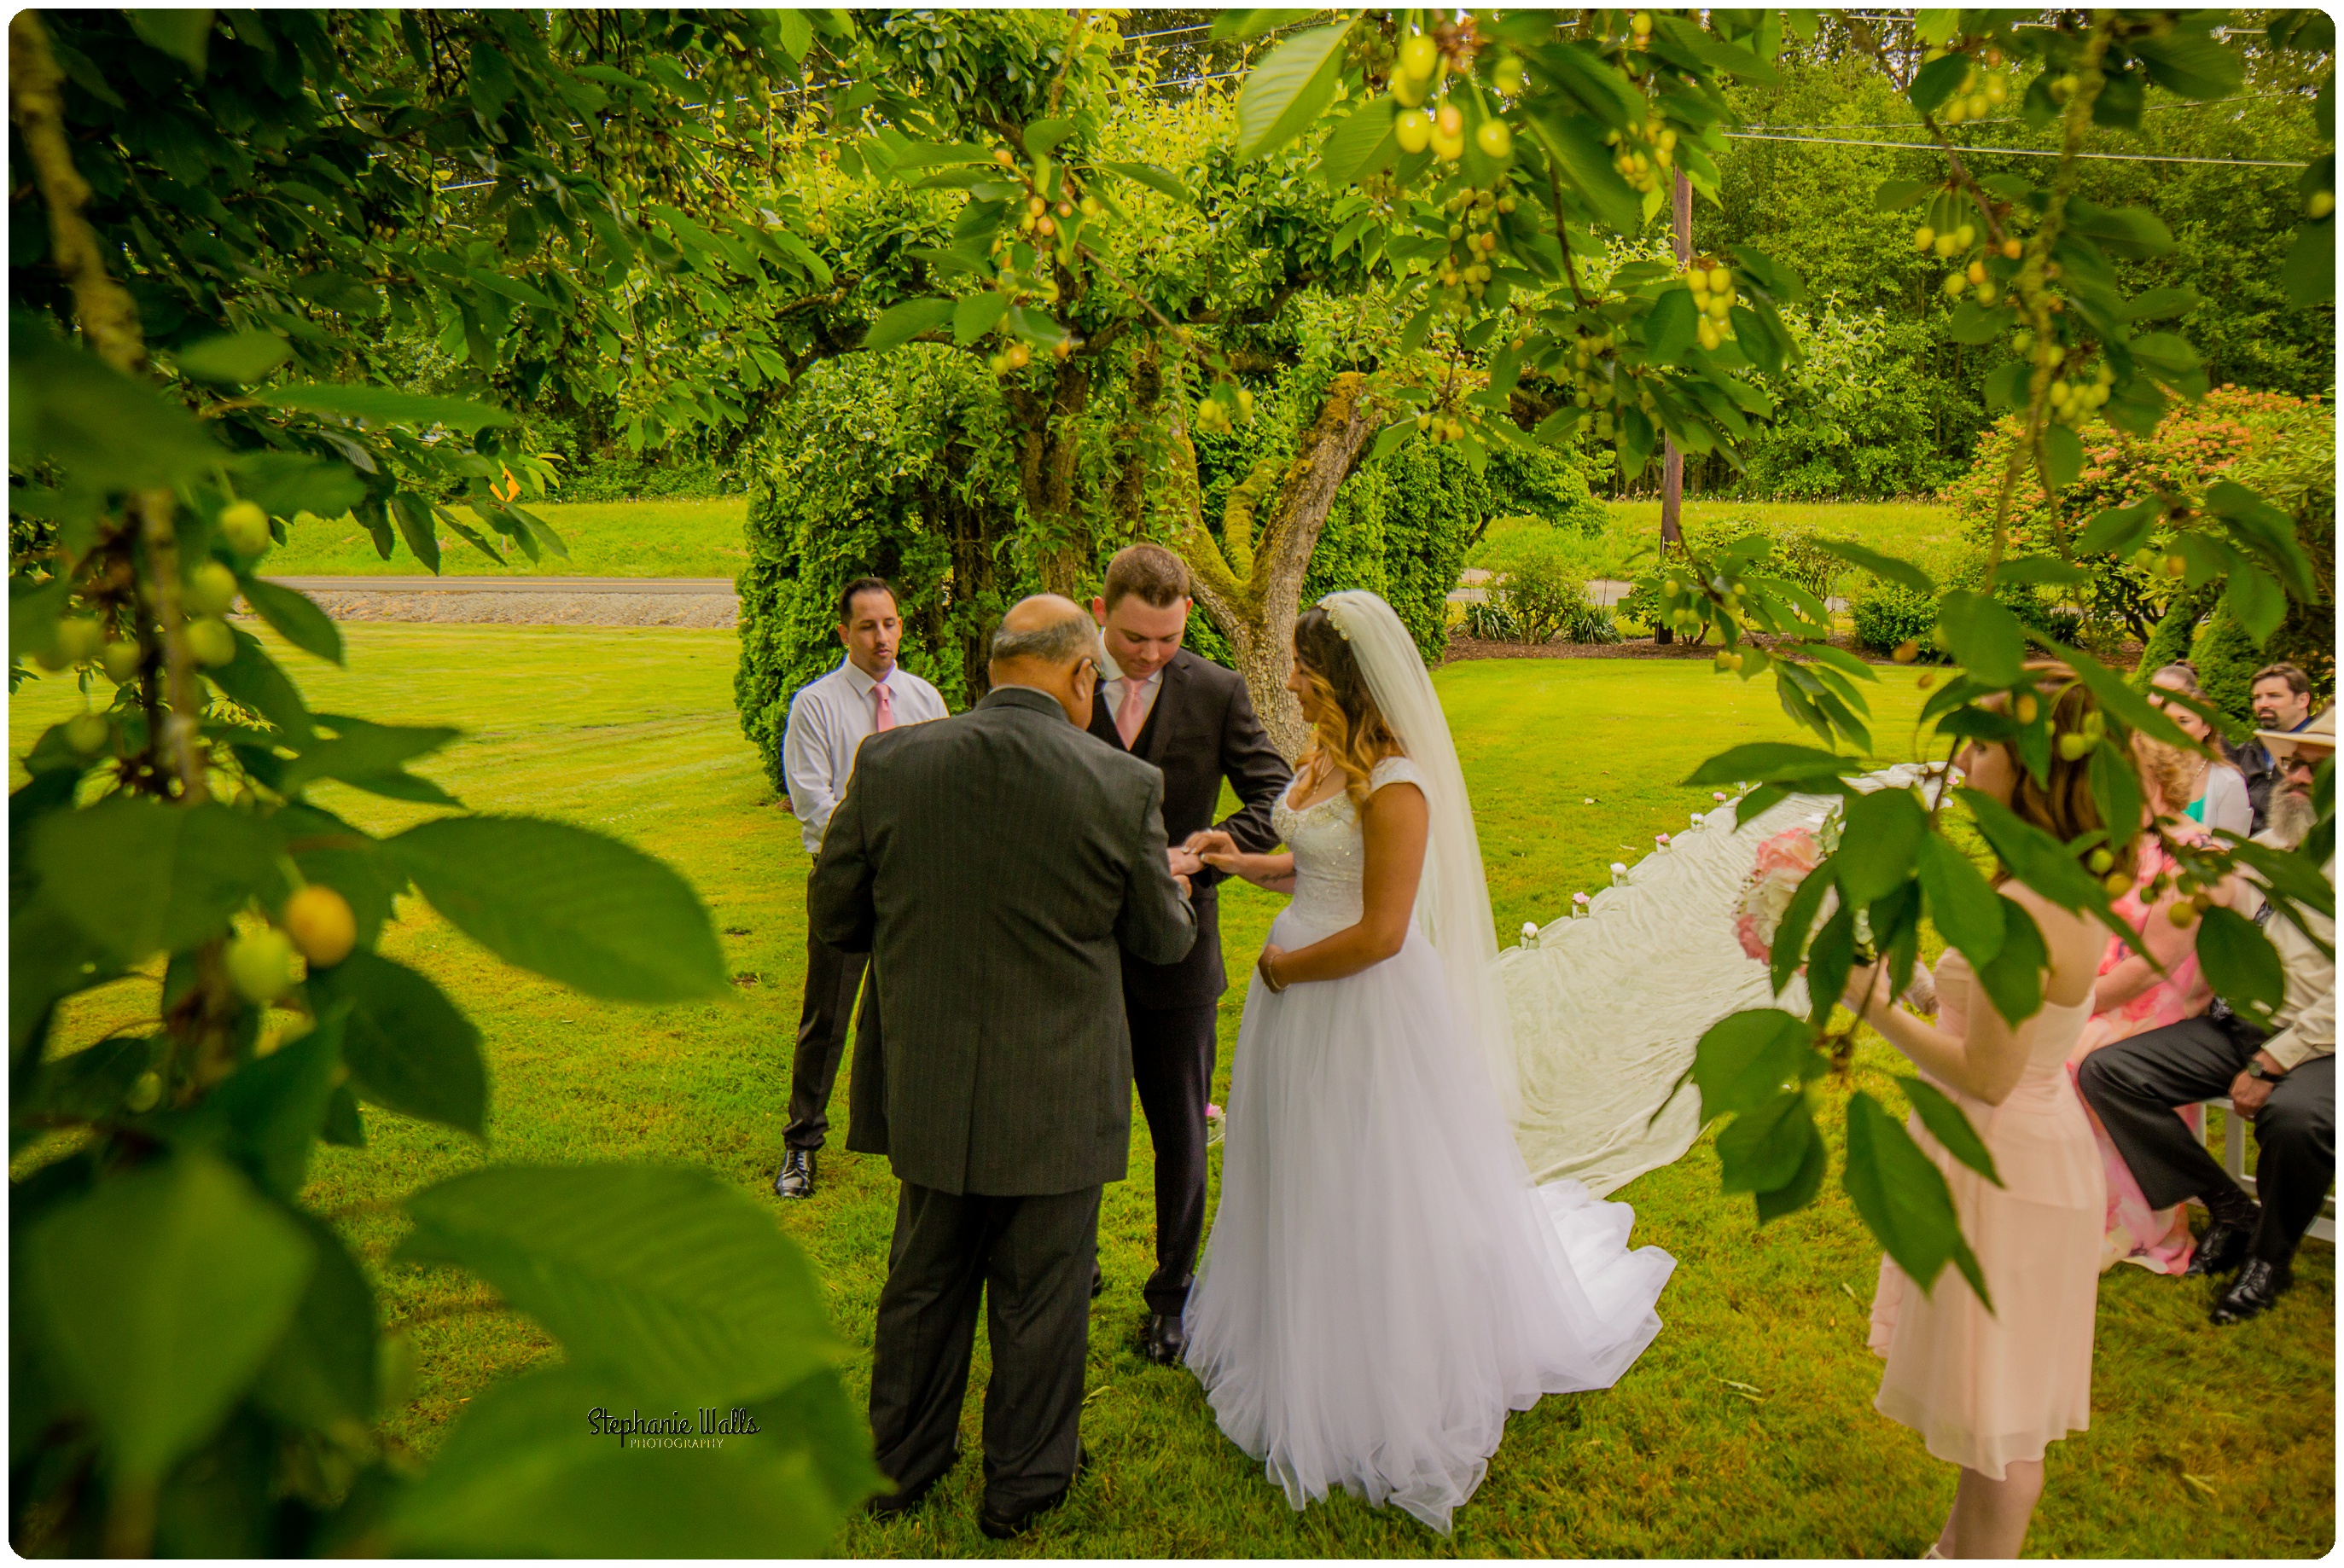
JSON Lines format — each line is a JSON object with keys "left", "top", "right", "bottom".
{"left": 2184, "top": 1205, "right": 2260, "bottom": 1277}
{"left": 864, "top": 1449, "right": 957, "bottom": 1520}
{"left": 1137, "top": 1312, "right": 1187, "bottom": 1366}
{"left": 977, "top": 1448, "right": 1088, "bottom": 1541}
{"left": 773, "top": 1148, "right": 816, "bottom": 1200}
{"left": 2212, "top": 1258, "right": 2291, "bottom": 1326}
{"left": 1090, "top": 1261, "right": 1105, "bottom": 1300}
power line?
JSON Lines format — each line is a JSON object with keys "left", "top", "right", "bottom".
{"left": 1742, "top": 94, "right": 2289, "bottom": 132}
{"left": 1723, "top": 130, "right": 2310, "bottom": 168}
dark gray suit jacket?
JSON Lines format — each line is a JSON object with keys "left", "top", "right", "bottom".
{"left": 808, "top": 685, "right": 1197, "bottom": 1195}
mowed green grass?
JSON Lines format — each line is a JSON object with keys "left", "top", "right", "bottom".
{"left": 1476, "top": 500, "right": 1960, "bottom": 594}
{"left": 11, "top": 628, "right": 2331, "bottom": 1558}
{"left": 258, "top": 496, "right": 751, "bottom": 578}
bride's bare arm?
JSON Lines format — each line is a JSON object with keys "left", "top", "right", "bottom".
{"left": 1259, "top": 782, "right": 1428, "bottom": 987}
{"left": 1189, "top": 829, "right": 1295, "bottom": 892}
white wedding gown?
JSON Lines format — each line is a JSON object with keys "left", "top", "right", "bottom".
{"left": 1182, "top": 757, "right": 1677, "bottom": 1535}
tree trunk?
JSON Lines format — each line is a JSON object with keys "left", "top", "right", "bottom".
{"left": 1169, "top": 372, "right": 1381, "bottom": 759}
{"left": 1009, "top": 362, "right": 1096, "bottom": 597}
{"left": 1655, "top": 167, "right": 1693, "bottom": 645}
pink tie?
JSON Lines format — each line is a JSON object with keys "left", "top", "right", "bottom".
{"left": 1116, "top": 678, "right": 1148, "bottom": 748}
{"left": 873, "top": 680, "right": 895, "bottom": 732}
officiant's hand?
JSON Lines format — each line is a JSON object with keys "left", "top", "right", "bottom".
{"left": 1174, "top": 872, "right": 1193, "bottom": 899}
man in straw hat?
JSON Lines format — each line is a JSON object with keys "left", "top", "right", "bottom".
{"left": 2079, "top": 705, "right": 2334, "bottom": 1326}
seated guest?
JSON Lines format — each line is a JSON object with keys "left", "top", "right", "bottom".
{"left": 2145, "top": 663, "right": 2251, "bottom": 839}
{"left": 2065, "top": 735, "right": 2217, "bottom": 1275}
{"left": 2076, "top": 706, "right": 2335, "bottom": 1325}
{"left": 2229, "top": 662, "right": 2317, "bottom": 835}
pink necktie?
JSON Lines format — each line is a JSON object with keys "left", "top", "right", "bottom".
{"left": 1116, "top": 678, "right": 1148, "bottom": 748}
{"left": 873, "top": 680, "right": 895, "bottom": 732}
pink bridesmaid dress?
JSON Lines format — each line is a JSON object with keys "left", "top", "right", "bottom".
{"left": 2067, "top": 837, "right": 2214, "bottom": 1275}
{"left": 1870, "top": 946, "right": 2105, "bottom": 1479}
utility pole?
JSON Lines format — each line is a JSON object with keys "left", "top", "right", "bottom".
{"left": 1655, "top": 166, "right": 1691, "bottom": 643}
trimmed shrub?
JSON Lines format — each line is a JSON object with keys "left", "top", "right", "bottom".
{"left": 1469, "top": 531, "right": 1605, "bottom": 644}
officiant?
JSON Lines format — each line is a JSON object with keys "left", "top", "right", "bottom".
{"left": 1085, "top": 543, "right": 1291, "bottom": 1364}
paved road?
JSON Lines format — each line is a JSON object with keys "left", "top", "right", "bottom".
{"left": 274, "top": 575, "right": 736, "bottom": 596}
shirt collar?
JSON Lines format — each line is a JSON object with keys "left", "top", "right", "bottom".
{"left": 839, "top": 658, "right": 892, "bottom": 700}
{"left": 1102, "top": 654, "right": 1164, "bottom": 690}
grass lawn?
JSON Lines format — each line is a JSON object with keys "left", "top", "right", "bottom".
{"left": 257, "top": 496, "right": 752, "bottom": 578}
{"left": 12, "top": 629, "right": 2331, "bottom": 1557}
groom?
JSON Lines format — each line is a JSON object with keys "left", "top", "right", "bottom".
{"left": 1085, "top": 543, "right": 1290, "bottom": 1364}
{"left": 810, "top": 595, "right": 1196, "bottom": 1536}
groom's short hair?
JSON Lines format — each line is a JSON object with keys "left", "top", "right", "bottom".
{"left": 1102, "top": 543, "right": 1190, "bottom": 611}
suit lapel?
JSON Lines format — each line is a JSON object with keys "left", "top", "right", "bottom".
{"left": 1085, "top": 690, "right": 1125, "bottom": 752}
{"left": 1140, "top": 654, "right": 1185, "bottom": 766}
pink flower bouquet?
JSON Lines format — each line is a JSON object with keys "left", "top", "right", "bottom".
{"left": 1735, "top": 824, "right": 1823, "bottom": 962}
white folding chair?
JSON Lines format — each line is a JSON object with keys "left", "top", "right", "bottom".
{"left": 2197, "top": 1097, "right": 2335, "bottom": 1244}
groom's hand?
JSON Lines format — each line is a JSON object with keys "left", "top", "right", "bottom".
{"left": 1168, "top": 845, "right": 1205, "bottom": 879}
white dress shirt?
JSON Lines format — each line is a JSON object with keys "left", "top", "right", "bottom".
{"left": 783, "top": 657, "right": 947, "bottom": 855}
{"left": 1102, "top": 658, "right": 1164, "bottom": 742}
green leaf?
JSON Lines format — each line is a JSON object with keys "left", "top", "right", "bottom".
{"left": 2063, "top": 199, "right": 2173, "bottom": 260}
{"left": 172, "top": 332, "right": 290, "bottom": 385}
{"left": 2197, "top": 904, "right": 2289, "bottom": 1025}
{"left": 772, "top": 7, "right": 811, "bottom": 61}
{"left": 1971, "top": 892, "right": 2050, "bottom": 1026}
{"left": 1021, "top": 117, "right": 1074, "bottom": 157}
{"left": 2283, "top": 213, "right": 2334, "bottom": 307}
{"left": 13, "top": 321, "right": 223, "bottom": 490}
{"left": 390, "top": 492, "right": 443, "bottom": 574}
{"left": 207, "top": 626, "right": 313, "bottom": 741}
{"left": 887, "top": 142, "right": 995, "bottom": 171}
{"left": 280, "top": 713, "right": 460, "bottom": 799}
{"left": 1835, "top": 787, "right": 1928, "bottom": 907}
{"left": 308, "top": 950, "right": 488, "bottom": 1136}
{"left": 1718, "top": 1089, "right": 1816, "bottom": 1193}
{"left": 1317, "top": 100, "right": 1399, "bottom": 191}
{"left": 1917, "top": 835, "right": 2005, "bottom": 967}
{"left": 1213, "top": 9, "right": 1313, "bottom": 42}
{"left": 2075, "top": 501, "right": 2159, "bottom": 557}
{"left": 172, "top": 1013, "right": 346, "bottom": 1199}
{"left": 1684, "top": 743, "right": 1852, "bottom": 789}
{"left": 1692, "top": 1008, "right": 1812, "bottom": 1120}
{"left": 239, "top": 577, "right": 344, "bottom": 665}
{"left": 1754, "top": 1121, "right": 1829, "bottom": 1222}
{"left": 2086, "top": 739, "right": 2144, "bottom": 860}
{"left": 1899, "top": 1076, "right": 2002, "bottom": 1187}
{"left": 29, "top": 796, "right": 284, "bottom": 964}
{"left": 1873, "top": 178, "right": 1933, "bottom": 212}
{"left": 1235, "top": 22, "right": 1353, "bottom": 160}
{"left": 1843, "top": 1092, "right": 1978, "bottom": 1304}
{"left": 400, "top": 1164, "right": 840, "bottom": 1398}
{"left": 468, "top": 41, "right": 517, "bottom": 117}
{"left": 1097, "top": 160, "right": 1195, "bottom": 206}
{"left": 1935, "top": 589, "right": 2025, "bottom": 686}
{"left": 26, "top": 1153, "right": 315, "bottom": 1481}
{"left": 951, "top": 292, "right": 1008, "bottom": 346}
{"left": 2224, "top": 563, "right": 2289, "bottom": 650}
{"left": 388, "top": 1365, "right": 870, "bottom": 1556}
{"left": 1771, "top": 864, "right": 1837, "bottom": 996}
{"left": 1534, "top": 111, "right": 1643, "bottom": 234}
{"left": 1813, "top": 538, "right": 1934, "bottom": 596}
{"left": 387, "top": 816, "right": 728, "bottom": 1002}
{"left": 1643, "top": 287, "right": 1698, "bottom": 360}
{"left": 861, "top": 297, "right": 957, "bottom": 353}
{"left": 236, "top": 452, "right": 368, "bottom": 524}
{"left": 2042, "top": 423, "right": 2084, "bottom": 491}
{"left": 1907, "top": 51, "right": 1970, "bottom": 115}
{"left": 253, "top": 1211, "right": 379, "bottom": 1430}
{"left": 2133, "top": 30, "right": 2245, "bottom": 100}
{"left": 263, "top": 384, "right": 512, "bottom": 433}
{"left": 129, "top": 9, "right": 212, "bottom": 73}
{"left": 1997, "top": 556, "right": 2091, "bottom": 587}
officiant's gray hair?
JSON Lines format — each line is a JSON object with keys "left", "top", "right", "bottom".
{"left": 988, "top": 600, "right": 1103, "bottom": 668}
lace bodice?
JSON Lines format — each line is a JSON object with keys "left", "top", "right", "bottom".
{"left": 1273, "top": 755, "right": 1423, "bottom": 931}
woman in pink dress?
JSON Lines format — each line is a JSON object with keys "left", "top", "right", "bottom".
{"left": 2065, "top": 734, "right": 2216, "bottom": 1274}
{"left": 1842, "top": 670, "right": 2113, "bottom": 1559}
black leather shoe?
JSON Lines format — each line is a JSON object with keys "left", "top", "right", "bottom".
{"left": 2184, "top": 1205, "right": 2260, "bottom": 1277}
{"left": 1137, "top": 1312, "right": 1186, "bottom": 1366}
{"left": 2212, "top": 1258, "right": 2291, "bottom": 1326}
{"left": 773, "top": 1148, "right": 816, "bottom": 1200}
{"left": 864, "top": 1449, "right": 957, "bottom": 1520}
{"left": 1090, "top": 1261, "right": 1105, "bottom": 1300}
{"left": 977, "top": 1448, "right": 1088, "bottom": 1540}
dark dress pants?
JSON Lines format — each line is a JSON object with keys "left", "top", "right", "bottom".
{"left": 869, "top": 1182, "right": 1101, "bottom": 1513}
{"left": 1129, "top": 1002, "right": 1219, "bottom": 1317}
{"left": 2077, "top": 1016, "right": 2336, "bottom": 1266}
{"left": 786, "top": 931, "right": 877, "bottom": 1153}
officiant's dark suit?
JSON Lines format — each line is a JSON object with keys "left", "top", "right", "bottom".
{"left": 810, "top": 638, "right": 1195, "bottom": 1527}
{"left": 1085, "top": 646, "right": 1289, "bottom": 1339}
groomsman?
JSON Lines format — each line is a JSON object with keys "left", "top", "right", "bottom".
{"left": 1085, "top": 544, "right": 1290, "bottom": 1364}
{"left": 775, "top": 578, "right": 947, "bottom": 1200}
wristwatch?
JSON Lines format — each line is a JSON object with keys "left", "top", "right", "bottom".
{"left": 2245, "top": 1059, "right": 2283, "bottom": 1081}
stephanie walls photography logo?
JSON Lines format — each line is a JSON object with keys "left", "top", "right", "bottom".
{"left": 587, "top": 1406, "right": 764, "bottom": 1450}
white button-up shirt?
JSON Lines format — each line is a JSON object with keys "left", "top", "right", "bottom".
{"left": 783, "top": 657, "right": 947, "bottom": 855}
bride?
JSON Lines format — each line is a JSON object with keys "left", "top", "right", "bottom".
{"left": 1181, "top": 590, "right": 1676, "bottom": 1534}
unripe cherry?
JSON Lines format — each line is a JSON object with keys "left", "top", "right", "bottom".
{"left": 188, "top": 560, "right": 240, "bottom": 616}
{"left": 2310, "top": 190, "right": 2335, "bottom": 220}
{"left": 186, "top": 616, "right": 238, "bottom": 667}
{"left": 1435, "top": 103, "right": 1463, "bottom": 138}
{"left": 218, "top": 500, "right": 271, "bottom": 557}
{"left": 2088, "top": 848, "right": 2116, "bottom": 874}
{"left": 1395, "top": 109, "right": 1432, "bottom": 154}
{"left": 227, "top": 926, "right": 299, "bottom": 1003}
{"left": 1475, "top": 119, "right": 1512, "bottom": 159}
{"left": 1398, "top": 33, "right": 1439, "bottom": 79}
{"left": 102, "top": 640, "right": 142, "bottom": 685}
{"left": 282, "top": 885, "right": 358, "bottom": 968}
{"left": 66, "top": 711, "right": 110, "bottom": 754}
{"left": 1913, "top": 225, "right": 1935, "bottom": 252}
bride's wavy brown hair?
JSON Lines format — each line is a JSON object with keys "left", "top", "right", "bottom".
{"left": 1983, "top": 660, "right": 2134, "bottom": 886}
{"left": 1292, "top": 606, "right": 1403, "bottom": 813}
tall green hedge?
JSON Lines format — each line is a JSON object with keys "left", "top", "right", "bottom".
{"left": 733, "top": 349, "right": 1027, "bottom": 792}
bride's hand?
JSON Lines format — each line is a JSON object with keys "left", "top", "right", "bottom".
{"left": 1186, "top": 828, "right": 1237, "bottom": 864}
{"left": 1256, "top": 944, "right": 1288, "bottom": 990}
